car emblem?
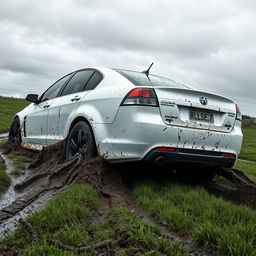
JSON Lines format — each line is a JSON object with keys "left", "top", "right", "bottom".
{"left": 200, "top": 96, "right": 208, "bottom": 105}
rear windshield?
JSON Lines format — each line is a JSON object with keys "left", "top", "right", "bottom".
{"left": 114, "top": 69, "right": 189, "bottom": 89}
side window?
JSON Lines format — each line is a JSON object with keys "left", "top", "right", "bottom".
{"left": 61, "top": 70, "right": 94, "bottom": 96}
{"left": 41, "top": 74, "right": 72, "bottom": 102}
{"left": 85, "top": 71, "right": 103, "bottom": 90}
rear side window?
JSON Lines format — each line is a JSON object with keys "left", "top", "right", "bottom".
{"left": 41, "top": 74, "right": 72, "bottom": 102}
{"left": 61, "top": 70, "right": 94, "bottom": 96}
{"left": 114, "top": 69, "right": 189, "bottom": 89}
{"left": 85, "top": 71, "right": 103, "bottom": 90}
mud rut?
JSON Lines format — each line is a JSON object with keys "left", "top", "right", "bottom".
{"left": 1, "top": 139, "right": 256, "bottom": 256}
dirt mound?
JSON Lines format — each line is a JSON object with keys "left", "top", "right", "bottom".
{"left": 0, "top": 140, "right": 37, "bottom": 159}
{"left": 206, "top": 168, "right": 256, "bottom": 209}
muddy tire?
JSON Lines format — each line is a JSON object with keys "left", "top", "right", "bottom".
{"left": 66, "top": 121, "right": 97, "bottom": 161}
{"left": 8, "top": 117, "right": 21, "bottom": 143}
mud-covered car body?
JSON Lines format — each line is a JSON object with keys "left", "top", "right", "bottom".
{"left": 15, "top": 67, "right": 243, "bottom": 168}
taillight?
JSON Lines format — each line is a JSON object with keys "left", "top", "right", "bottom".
{"left": 236, "top": 104, "right": 242, "bottom": 121}
{"left": 121, "top": 88, "right": 158, "bottom": 107}
{"left": 154, "top": 147, "right": 176, "bottom": 152}
{"left": 223, "top": 153, "right": 236, "bottom": 157}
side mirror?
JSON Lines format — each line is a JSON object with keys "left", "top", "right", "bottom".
{"left": 26, "top": 94, "right": 39, "bottom": 103}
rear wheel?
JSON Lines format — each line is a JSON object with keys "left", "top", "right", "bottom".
{"left": 65, "top": 121, "right": 97, "bottom": 161}
{"left": 9, "top": 117, "right": 21, "bottom": 143}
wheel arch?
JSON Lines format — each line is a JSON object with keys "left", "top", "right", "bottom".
{"left": 68, "top": 116, "right": 98, "bottom": 154}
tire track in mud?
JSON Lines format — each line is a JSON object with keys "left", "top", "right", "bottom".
{"left": 0, "top": 140, "right": 106, "bottom": 238}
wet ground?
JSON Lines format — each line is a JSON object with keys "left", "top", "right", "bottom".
{"left": 1, "top": 134, "right": 256, "bottom": 255}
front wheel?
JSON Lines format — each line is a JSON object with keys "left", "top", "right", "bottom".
{"left": 9, "top": 117, "right": 21, "bottom": 143}
{"left": 65, "top": 121, "right": 97, "bottom": 161}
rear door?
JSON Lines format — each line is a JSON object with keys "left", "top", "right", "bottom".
{"left": 155, "top": 87, "right": 236, "bottom": 133}
{"left": 47, "top": 69, "right": 94, "bottom": 144}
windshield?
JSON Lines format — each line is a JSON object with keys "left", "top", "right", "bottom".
{"left": 114, "top": 69, "right": 190, "bottom": 89}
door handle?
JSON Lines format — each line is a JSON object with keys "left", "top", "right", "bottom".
{"left": 44, "top": 104, "right": 50, "bottom": 108}
{"left": 71, "top": 97, "right": 81, "bottom": 102}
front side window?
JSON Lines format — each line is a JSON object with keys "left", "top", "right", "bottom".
{"left": 41, "top": 74, "right": 72, "bottom": 102}
{"left": 61, "top": 70, "right": 94, "bottom": 96}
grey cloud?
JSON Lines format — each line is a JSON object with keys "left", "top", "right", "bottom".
{"left": 0, "top": 0, "right": 255, "bottom": 117}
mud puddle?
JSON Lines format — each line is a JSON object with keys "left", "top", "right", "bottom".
{"left": 0, "top": 139, "right": 106, "bottom": 239}
{"left": 0, "top": 143, "right": 57, "bottom": 238}
{"left": 0, "top": 152, "right": 31, "bottom": 208}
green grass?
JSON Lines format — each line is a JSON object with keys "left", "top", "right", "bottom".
{"left": 8, "top": 154, "right": 27, "bottom": 173}
{"left": 0, "top": 162, "right": 11, "bottom": 192}
{"left": 0, "top": 139, "right": 7, "bottom": 145}
{"left": 133, "top": 182, "right": 256, "bottom": 256}
{"left": 0, "top": 96, "right": 28, "bottom": 133}
{"left": 10, "top": 169, "right": 21, "bottom": 176}
{"left": 240, "top": 128, "right": 256, "bottom": 161}
{"left": 1, "top": 184, "right": 187, "bottom": 255}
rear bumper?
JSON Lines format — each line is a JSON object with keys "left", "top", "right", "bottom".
{"left": 143, "top": 148, "right": 236, "bottom": 168}
{"left": 94, "top": 106, "right": 243, "bottom": 165}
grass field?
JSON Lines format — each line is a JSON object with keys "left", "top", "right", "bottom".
{"left": 240, "top": 128, "right": 256, "bottom": 161}
{"left": 0, "top": 96, "right": 28, "bottom": 133}
{"left": 133, "top": 181, "right": 256, "bottom": 256}
{"left": 1, "top": 184, "right": 187, "bottom": 255}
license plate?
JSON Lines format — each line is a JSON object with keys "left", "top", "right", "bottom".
{"left": 190, "top": 109, "right": 214, "bottom": 123}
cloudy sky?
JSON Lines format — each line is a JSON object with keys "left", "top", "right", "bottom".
{"left": 0, "top": 0, "right": 255, "bottom": 116}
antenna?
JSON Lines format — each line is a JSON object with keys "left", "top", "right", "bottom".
{"left": 142, "top": 62, "right": 154, "bottom": 76}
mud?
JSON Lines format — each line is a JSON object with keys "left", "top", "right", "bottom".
{"left": 0, "top": 136, "right": 256, "bottom": 255}
{"left": 206, "top": 168, "right": 256, "bottom": 209}
{"left": 0, "top": 139, "right": 107, "bottom": 239}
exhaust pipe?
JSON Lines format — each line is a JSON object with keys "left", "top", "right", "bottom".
{"left": 154, "top": 156, "right": 166, "bottom": 166}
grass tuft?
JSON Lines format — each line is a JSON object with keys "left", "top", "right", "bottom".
{"left": 10, "top": 169, "right": 21, "bottom": 176}
{"left": 0, "top": 162, "right": 11, "bottom": 192}
{"left": 133, "top": 182, "right": 256, "bottom": 256}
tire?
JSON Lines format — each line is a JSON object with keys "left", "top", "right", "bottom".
{"left": 9, "top": 117, "right": 21, "bottom": 143}
{"left": 65, "top": 121, "right": 97, "bottom": 161}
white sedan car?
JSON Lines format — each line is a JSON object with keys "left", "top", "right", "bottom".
{"left": 9, "top": 66, "right": 243, "bottom": 172}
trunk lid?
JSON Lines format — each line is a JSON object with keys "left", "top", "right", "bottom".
{"left": 155, "top": 87, "right": 236, "bottom": 133}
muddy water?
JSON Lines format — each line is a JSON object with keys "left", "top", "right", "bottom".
{"left": 0, "top": 191, "right": 56, "bottom": 238}
{"left": 0, "top": 152, "right": 29, "bottom": 208}
{"left": 0, "top": 135, "right": 57, "bottom": 239}
{"left": 0, "top": 138, "right": 106, "bottom": 239}
{"left": 0, "top": 133, "right": 8, "bottom": 140}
